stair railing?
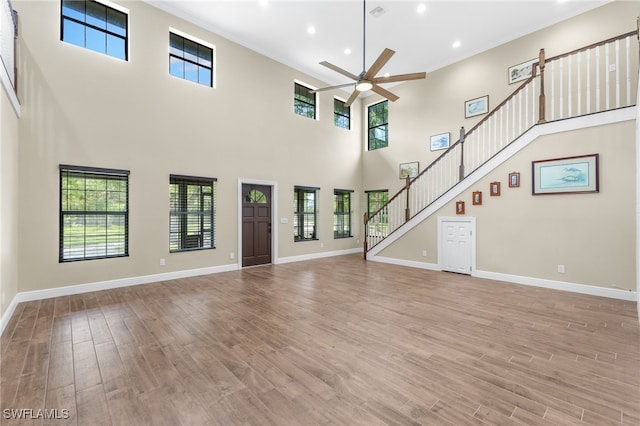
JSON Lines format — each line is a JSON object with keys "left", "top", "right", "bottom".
{"left": 365, "top": 29, "right": 639, "bottom": 255}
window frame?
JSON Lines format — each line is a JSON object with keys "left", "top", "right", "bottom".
{"left": 169, "top": 174, "right": 217, "bottom": 253}
{"left": 169, "top": 29, "right": 215, "bottom": 88}
{"left": 294, "top": 82, "right": 317, "bottom": 119}
{"left": 294, "top": 186, "right": 319, "bottom": 241}
{"left": 367, "top": 100, "right": 389, "bottom": 150}
{"left": 333, "top": 98, "right": 350, "bottom": 129}
{"left": 59, "top": 164, "right": 129, "bottom": 263}
{"left": 60, "top": 0, "right": 129, "bottom": 60}
{"left": 333, "top": 189, "right": 353, "bottom": 239}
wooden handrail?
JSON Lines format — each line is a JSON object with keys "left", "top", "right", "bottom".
{"left": 544, "top": 30, "right": 636, "bottom": 63}
{"left": 364, "top": 28, "right": 639, "bottom": 248}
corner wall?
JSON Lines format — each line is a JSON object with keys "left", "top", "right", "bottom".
{"left": 0, "top": 84, "right": 19, "bottom": 324}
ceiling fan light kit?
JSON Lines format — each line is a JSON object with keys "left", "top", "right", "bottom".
{"left": 313, "top": 0, "right": 426, "bottom": 107}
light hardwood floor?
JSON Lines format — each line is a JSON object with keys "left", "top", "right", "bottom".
{"left": 1, "top": 254, "right": 639, "bottom": 425}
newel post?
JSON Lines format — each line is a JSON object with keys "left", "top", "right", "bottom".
{"left": 363, "top": 212, "right": 369, "bottom": 259}
{"left": 405, "top": 176, "right": 411, "bottom": 222}
{"left": 458, "top": 126, "right": 465, "bottom": 181}
{"left": 537, "top": 48, "right": 546, "bottom": 124}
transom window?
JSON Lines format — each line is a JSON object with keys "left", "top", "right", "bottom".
{"left": 294, "top": 82, "right": 316, "bottom": 119}
{"left": 294, "top": 186, "right": 318, "bottom": 241}
{"left": 334, "top": 190, "right": 352, "bottom": 239}
{"left": 170, "top": 175, "right": 216, "bottom": 252}
{"left": 169, "top": 32, "right": 214, "bottom": 87}
{"left": 59, "top": 165, "right": 129, "bottom": 262}
{"left": 61, "top": 0, "right": 128, "bottom": 60}
{"left": 334, "top": 98, "right": 350, "bottom": 129}
{"left": 368, "top": 100, "right": 388, "bottom": 150}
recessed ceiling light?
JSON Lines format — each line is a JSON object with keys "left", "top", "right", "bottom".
{"left": 383, "top": 73, "right": 390, "bottom": 77}
{"left": 452, "top": 40, "right": 461, "bottom": 49}
{"left": 258, "top": 0, "right": 268, "bottom": 7}
{"left": 307, "top": 26, "right": 316, "bottom": 35}
{"left": 417, "top": 4, "right": 427, "bottom": 14}
{"left": 344, "top": 48, "right": 351, "bottom": 55}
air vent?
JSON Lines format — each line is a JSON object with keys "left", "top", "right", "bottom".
{"left": 369, "top": 6, "right": 385, "bottom": 17}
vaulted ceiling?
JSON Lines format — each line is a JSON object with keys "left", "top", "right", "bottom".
{"left": 145, "top": 0, "right": 609, "bottom": 88}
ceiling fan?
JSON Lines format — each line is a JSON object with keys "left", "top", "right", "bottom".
{"left": 312, "top": 0, "right": 426, "bottom": 107}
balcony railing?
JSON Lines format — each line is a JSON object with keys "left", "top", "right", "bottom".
{"left": 365, "top": 29, "right": 639, "bottom": 254}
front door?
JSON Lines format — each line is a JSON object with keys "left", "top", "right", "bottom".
{"left": 242, "top": 184, "right": 272, "bottom": 267}
{"left": 439, "top": 218, "right": 474, "bottom": 275}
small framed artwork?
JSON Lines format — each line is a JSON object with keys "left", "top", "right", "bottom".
{"left": 430, "top": 132, "right": 450, "bottom": 151}
{"left": 399, "top": 162, "right": 419, "bottom": 179}
{"left": 532, "top": 153, "right": 599, "bottom": 195}
{"left": 472, "top": 191, "right": 482, "bottom": 205}
{"left": 455, "top": 201, "right": 465, "bottom": 215}
{"left": 490, "top": 181, "right": 501, "bottom": 196}
{"left": 508, "top": 58, "right": 537, "bottom": 84}
{"left": 465, "top": 95, "right": 489, "bottom": 118}
{"left": 508, "top": 172, "right": 520, "bottom": 188}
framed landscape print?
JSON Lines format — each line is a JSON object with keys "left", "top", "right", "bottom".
{"left": 532, "top": 154, "right": 599, "bottom": 195}
{"left": 508, "top": 172, "right": 520, "bottom": 188}
{"left": 430, "top": 132, "right": 450, "bottom": 151}
{"left": 399, "top": 162, "right": 419, "bottom": 179}
{"left": 465, "top": 95, "right": 489, "bottom": 118}
{"left": 508, "top": 58, "right": 537, "bottom": 84}
{"left": 490, "top": 181, "right": 501, "bottom": 196}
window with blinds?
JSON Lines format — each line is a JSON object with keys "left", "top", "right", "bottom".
{"left": 294, "top": 186, "right": 318, "bottom": 241}
{"left": 170, "top": 175, "right": 216, "bottom": 252}
{"left": 59, "top": 165, "right": 129, "bottom": 262}
{"left": 333, "top": 189, "right": 352, "bottom": 238}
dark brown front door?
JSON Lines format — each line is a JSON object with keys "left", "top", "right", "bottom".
{"left": 242, "top": 184, "right": 272, "bottom": 267}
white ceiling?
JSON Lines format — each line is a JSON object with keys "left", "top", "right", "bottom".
{"left": 145, "top": 0, "right": 609, "bottom": 89}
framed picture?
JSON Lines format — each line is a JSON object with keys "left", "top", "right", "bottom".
{"left": 532, "top": 154, "right": 599, "bottom": 195}
{"left": 508, "top": 58, "right": 537, "bottom": 84}
{"left": 430, "top": 132, "right": 450, "bottom": 151}
{"left": 472, "top": 191, "right": 482, "bottom": 205}
{"left": 508, "top": 172, "right": 520, "bottom": 188}
{"left": 399, "top": 161, "right": 419, "bottom": 179}
{"left": 465, "top": 95, "right": 489, "bottom": 118}
{"left": 455, "top": 201, "right": 465, "bottom": 215}
{"left": 490, "top": 181, "right": 501, "bottom": 196}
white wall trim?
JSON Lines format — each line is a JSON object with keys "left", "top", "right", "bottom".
{"left": 368, "top": 107, "right": 637, "bottom": 258}
{"left": 277, "top": 247, "right": 363, "bottom": 264}
{"left": 367, "top": 255, "right": 439, "bottom": 271}
{"left": 0, "top": 262, "right": 239, "bottom": 336}
{"left": 475, "top": 269, "right": 637, "bottom": 302}
{"left": 367, "top": 254, "right": 636, "bottom": 301}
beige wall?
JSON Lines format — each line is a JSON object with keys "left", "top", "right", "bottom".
{"left": 14, "top": 0, "right": 362, "bottom": 292}
{"left": 380, "top": 120, "right": 637, "bottom": 291}
{"left": 362, "top": 0, "right": 638, "bottom": 193}
{"left": 5, "top": 0, "right": 638, "bottom": 298}
{"left": 0, "top": 86, "right": 20, "bottom": 319}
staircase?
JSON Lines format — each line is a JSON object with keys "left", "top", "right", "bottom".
{"left": 365, "top": 29, "right": 639, "bottom": 257}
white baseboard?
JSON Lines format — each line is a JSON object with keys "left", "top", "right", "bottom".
{"left": 0, "top": 263, "right": 239, "bottom": 337}
{"left": 277, "top": 247, "right": 363, "bottom": 264}
{"left": 367, "top": 255, "right": 636, "bottom": 301}
{"left": 368, "top": 255, "right": 440, "bottom": 271}
{"left": 474, "top": 270, "right": 637, "bottom": 301}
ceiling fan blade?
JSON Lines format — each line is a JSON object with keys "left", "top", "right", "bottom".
{"left": 344, "top": 89, "right": 360, "bottom": 107}
{"left": 371, "top": 84, "right": 399, "bottom": 102}
{"left": 364, "top": 48, "right": 395, "bottom": 79}
{"left": 373, "top": 72, "right": 427, "bottom": 84}
{"left": 310, "top": 83, "right": 355, "bottom": 93}
{"left": 320, "top": 61, "right": 360, "bottom": 81}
